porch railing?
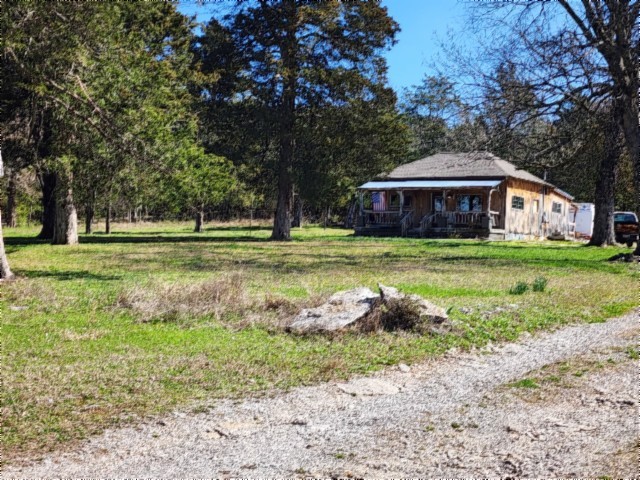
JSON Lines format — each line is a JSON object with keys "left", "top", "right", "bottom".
{"left": 419, "top": 212, "right": 438, "bottom": 237}
{"left": 400, "top": 211, "right": 413, "bottom": 237}
{"left": 360, "top": 207, "right": 412, "bottom": 226}
{"left": 420, "top": 210, "right": 499, "bottom": 231}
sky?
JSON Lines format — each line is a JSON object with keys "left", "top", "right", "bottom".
{"left": 177, "top": 0, "right": 471, "bottom": 95}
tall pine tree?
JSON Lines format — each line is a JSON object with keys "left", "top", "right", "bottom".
{"left": 219, "top": 0, "right": 400, "bottom": 239}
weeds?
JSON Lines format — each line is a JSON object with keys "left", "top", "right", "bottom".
{"left": 532, "top": 276, "right": 548, "bottom": 292}
{"left": 508, "top": 281, "right": 529, "bottom": 295}
{"left": 357, "top": 296, "right": 445, "bottom": 334}
{"left": 117, "top": 272, "right": 246, "bottom": 324}
{"left": 625, "top": 346, "right": 638, "bottom": 360}
{"left": 508, "top": 378, "right": 539, "bottom": 389}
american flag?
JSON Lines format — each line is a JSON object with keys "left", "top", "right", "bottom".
{"left": 372, "top": 191, "right": 386, "bottom": 211}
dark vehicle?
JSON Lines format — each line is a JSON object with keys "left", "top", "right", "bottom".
{"left": 614, "top": 211, "right": 639, "bottom": 247}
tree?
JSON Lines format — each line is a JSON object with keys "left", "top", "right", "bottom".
{"left": 2, "top": 2, "right": 199, "bottom": 242}
{"left": 401, "top": 75, "right": 463, "bottom": 159}
{"left": 173, "top": 145, "right": 235, "bottom": 232}
{"left": 444, "top": 0, "right": 639, "bottom": 247}
{"left": 0, "top": 153, "right": 15, "bottom": 280}
{"left": 216, "top": 0, "right": 400, "bottom": 240}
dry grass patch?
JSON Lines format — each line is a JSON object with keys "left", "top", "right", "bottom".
{"left": 116, "top": 272, "right": 247, "bottom": 324}
{"left": 3, "top": 277, "right": 59, "bottom": 310}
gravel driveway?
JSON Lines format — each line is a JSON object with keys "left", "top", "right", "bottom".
{"left": 6, "top": 311, "right": 638, "bottom": 478}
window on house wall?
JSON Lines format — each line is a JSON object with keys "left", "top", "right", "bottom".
{"left": 511, "top": 196, "right": 525, "bottom": 210}
{"left": 389, "top": 193, "right": 400, "bottom": 208}
{"left": 552, "top": 202, "right": 562, "bottom": 214}
{"left": 403, "top": 195, "right": 412, "bottom": 208}
{"left": 456, "top": 194, "right": 483, "bottom": 212}
{"left": 433, "top": 196, "right": 444, "bottom": 212}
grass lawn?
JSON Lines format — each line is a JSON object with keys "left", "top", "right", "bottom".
{"left": 2, "top": 221, "right": 638, "bottom": 461}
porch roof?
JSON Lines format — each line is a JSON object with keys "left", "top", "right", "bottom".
{"left": 358, "top": 179, "right": 502, "bottom": 190}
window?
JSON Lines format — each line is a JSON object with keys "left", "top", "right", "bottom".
{"left": 614, "top": 213, "right": 638, "bottom": 223}
{"left": 456, "top": 194, "right": 483, "bottom": 212}
{"left": 433, "top": 196, "right": 444, "bottom": 212}
{"left": 511, "top": 196, "right": 525, "bottom": 210}
{"left": 552, "top": 202, "right": 562, "bottom": 214}
{"left": 403, "top": 195, "right": 413, "bottom": 207}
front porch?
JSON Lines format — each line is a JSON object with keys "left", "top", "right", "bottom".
{"left": 354, "top": 180, "right": 506, "bottom": 238}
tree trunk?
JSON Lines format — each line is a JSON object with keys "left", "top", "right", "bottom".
{"left": 589, "top": 114, "right": 621, "bottom": 247}
{"left": 85, "top": 204, "right": 94, "bottom": 234}
{"left": 6, "top": 169, "right": 17, "bottom": 228}
{"left": 194, "top": 207, "right": 204, "bottom": 233}
{"left": 291, "top": 195, "right": 303, "bottom": 228}
{"left": 0, "top": 209, "right": 14, "bottom": 280}
{"left": 52, "top": 170, "right": 79, "bottom": 245}
{"left": 271, "top": 0, "right": 298, "bottom": 241}
{"left": 105, "top": 202, "right": 112, "bottom": 234}
{"left": 618, "top": 95, "right": 640, "bottom": 254}
{"left": 37, "top": 171, "right": 56, "bottom": 239}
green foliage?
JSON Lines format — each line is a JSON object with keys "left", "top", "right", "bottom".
{"left": 508, "top": 281, "right": 529, "bottom": 295}
{"left": 508, "top": 378, "right": 539, "bottom": 389}
{"left": 401, "top": 75, "right": 463, "bottom": 159}
{"left": 195, "top": 1, "right": 409, "bottom": 221}
{"left": 532, "top": 276, "right": 548, "bottom": 292}
{"left": 172, "top": 144, "right": 235, "bottom": 211}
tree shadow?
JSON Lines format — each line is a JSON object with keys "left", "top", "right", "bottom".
{"left": 19, "top": 270, "right": 123, "bottom": 281}
{"left": 4, "top": 234, "right": 273, "bottom": 245}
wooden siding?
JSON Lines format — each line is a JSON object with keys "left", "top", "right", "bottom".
{"left": 505, "top": 179, "right": 573, "bottom": 238}
{"left": 402, "top": 189, "right": 492, "bottom": 227}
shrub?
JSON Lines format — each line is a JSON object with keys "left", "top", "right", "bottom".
{"left": 532, "top": 276, "right": 548, "bottom": 292}
{"left": 359, "top": 297, "right": 429, "bottom": 333}
{"left": 508, "top": 281, "right": 529, "bottom": 295}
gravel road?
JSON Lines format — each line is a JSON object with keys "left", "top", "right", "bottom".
{"left": 6, "top": 311, "right": 638, "bottom": 478}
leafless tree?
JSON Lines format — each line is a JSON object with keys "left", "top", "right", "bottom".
{"left": 442, "top": 0, "right": 638, "bottom": 247}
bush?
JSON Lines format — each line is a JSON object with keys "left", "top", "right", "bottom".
{"left": 532, "top": 276, "right": 548, "bottom": 292}
{"left": 508, "top": 281, "right": 529, "bottom": 295}
{"left": 358, "top": 297, "right": 432, "bottom": 334}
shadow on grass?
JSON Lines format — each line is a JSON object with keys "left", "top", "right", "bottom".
{"left": 4, "top": 234, "right": 274, "bottom": 245}
{"left": 19, "top": 270, "right": 123, "bottom": 281}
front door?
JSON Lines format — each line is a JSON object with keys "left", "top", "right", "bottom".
{"left": 433, "top": 195, "right": 444, "bottom": 212}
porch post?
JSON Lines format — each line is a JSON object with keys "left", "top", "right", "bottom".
{"left": 398, "top": 190, "right": 404, "bottom": 218}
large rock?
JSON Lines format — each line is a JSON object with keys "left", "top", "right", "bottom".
{"left": 287, "top": 287, "right": 379, "bottom": 334}
{"left": 378, "top": 283, "right": 449, "bottom": 327}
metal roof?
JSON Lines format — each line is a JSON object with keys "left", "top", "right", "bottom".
{"left": 552, "top": 187, "right": 574, "bottom": 200}
{"left": 358, "top": 180, "right": 502, "bottom": 190}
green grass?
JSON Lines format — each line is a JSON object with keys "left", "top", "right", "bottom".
{"left": 2, "top": 221, "right": 638, "bottom": 461}
{"left": 508, "top": 378, "right": 540, "bottom": 389}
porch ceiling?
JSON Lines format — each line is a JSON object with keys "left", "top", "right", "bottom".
{"left": 358, "top": 180, "right": 502, "bottom": 190}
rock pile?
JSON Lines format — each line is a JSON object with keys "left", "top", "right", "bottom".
{"left": 287, "top": 283, "right": 450, "bottom": 334}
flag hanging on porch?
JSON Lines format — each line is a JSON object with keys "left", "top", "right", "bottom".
{"left": 372, "top": 191, "right": 386, "bottom": 211}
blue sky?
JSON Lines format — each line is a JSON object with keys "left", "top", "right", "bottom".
{"left": 177, "top": 0, "right": 470, "bottom": 95}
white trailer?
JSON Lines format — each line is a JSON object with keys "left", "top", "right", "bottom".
{"left": 573, "top": 203, "right": 595, "bottom": 239}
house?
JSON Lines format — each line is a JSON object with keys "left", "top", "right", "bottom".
{"left": 355, "top": 152, "right": 575, "bottom": 240}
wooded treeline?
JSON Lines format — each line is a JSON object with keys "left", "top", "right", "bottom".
{"left": 1, "top": 0, "right": 638, "bottom": 276}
